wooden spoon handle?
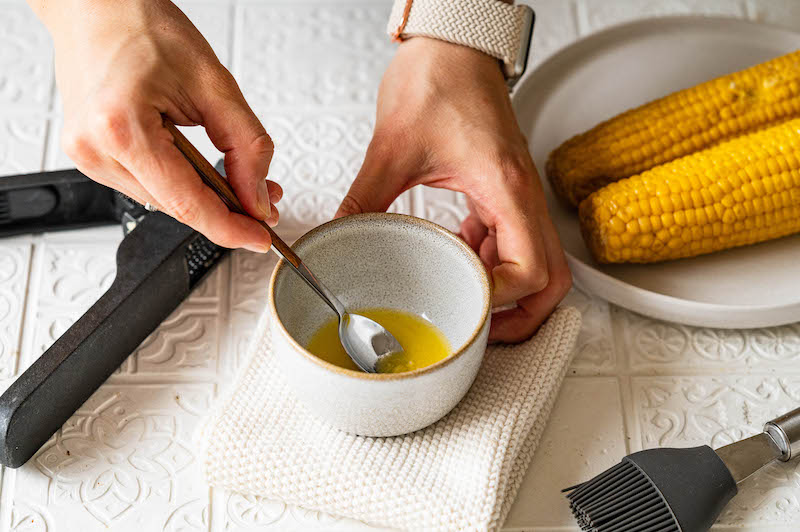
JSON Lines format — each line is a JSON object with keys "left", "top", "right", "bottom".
{"left": 162, "top": 116, "right": 301, "bottom": 268}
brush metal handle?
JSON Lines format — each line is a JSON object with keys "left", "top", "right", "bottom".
{"left": 765, "top": 406, "right": 800, "bottom": 462}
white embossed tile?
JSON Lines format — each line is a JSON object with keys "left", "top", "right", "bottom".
{"left": 418, "top": 188, "right": 469, "bottom": 234}
{"left": 43, "top": 114, "right": 74, "bottom": 171}
{"left": 615, "top": 308, "right": 800, "bottom": 374}
{"left": 259, "top": 111, "right": 409, "bottom": 237}
{"left": 235, "top": 1, "right": 394, "bottom": 108}
{"left": 220, "top": 491, "right": 381, "bottom": 532}
{"left": 224, "top": 250, "right": 278, "bottom": 374}
{"left": 189, "top": 257, "right": 227, "bottom": 303}
{"left": 578, "top": 0, "right": 747, "bottom": 32}
{"left": 505, "top": 377, "right": 626, "bottom": 529}
{"left": 36, "top": 242, "right": 117, "bottom": 309}
{"left": 0, "top": 2, "right": 53, "bottom": 107}
{"left": 0, "top": 115, "right": 47, "bottom": 174}
{"left": 629, "top": 376, "right": 800, "bottom": 526}
{"left": 116, "top": 303, "right": 222, "bottom": 377}
{"left": 174, "top": 0, "right": 232, "bottom": 66}
{"left": 12, "top": 383, "right": 214, "bottom": 531}
{"left": 229, "top": 249, "right": 277, "bottom": 315}
{"left": 0, "top": 244, "right": 30, "bottom": 379}
{"left": 23, "top": 241, "right": 118, "bottom": 371}
{"left": 563, "top": 287, "right": 615, "bottom": 375}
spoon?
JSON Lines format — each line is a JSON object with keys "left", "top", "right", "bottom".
{"left": 163, "top": 118, "right": 404, "bottom": 373}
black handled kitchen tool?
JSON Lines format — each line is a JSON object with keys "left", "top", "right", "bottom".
{"left": 0, "top": 168, "right": 228, "bottom": 468}
{"left": 0, "top": 168, "right": 132, "bottom": 237}
{"left": 564, "top": 406, "right": 800, "bottom": 532}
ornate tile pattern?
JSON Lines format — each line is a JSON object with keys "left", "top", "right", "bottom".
{"left": 0, "top": 114, "right": 48, "bottom": 174}
{"left": 12, "top": 384, "right": 215, "bottom": 531}
{"left": 615, "top": 308, "right": 800, "bottom": 374}
{"left": 564, "top": 287, "right": 616, "bottom": 375}
{"left": 628, "top": 376, "right": 800, "bottom": 526}
{"left": 1, "top": 1, "right": 799, "bottom": 531}
{"left": 234, "top": 1, "right": 394, "bottom": 108}
{"left": 0, "top": 3, "right": 53, "bottom": 108}
{"left": 0, "top": 244, "right": 30, "bottom": 379}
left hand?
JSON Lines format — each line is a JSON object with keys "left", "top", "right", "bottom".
{"left": 335, "top": 37, "right": 572, "bottom": 343}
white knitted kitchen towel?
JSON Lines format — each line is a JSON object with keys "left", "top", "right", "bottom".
{"left": 197, "top": 306, "right": 581, "bottom": 531}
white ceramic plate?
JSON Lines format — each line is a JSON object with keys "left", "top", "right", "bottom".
{"left": 513, "top": 16, "right": 800, "bottom": 329}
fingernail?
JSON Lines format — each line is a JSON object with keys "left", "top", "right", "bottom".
{"left": 270, "top": 193, "right": 281, "bottom": 204}
{"left": 257, "top": 179, "right": 271, "bottom": 219}
{"left": 243, "top": 242, "right": 270, "bottom": 254}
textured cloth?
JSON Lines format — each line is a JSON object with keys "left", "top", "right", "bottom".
{"left": 197, "top": 306, "right": 581, "bottom": 531}
{"left": 387, "top": 0, "right": 527, "bottom": 70}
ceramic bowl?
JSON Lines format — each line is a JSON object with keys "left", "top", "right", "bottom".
{"left": 268, "top": 213, "right": 491, "bottom": 437}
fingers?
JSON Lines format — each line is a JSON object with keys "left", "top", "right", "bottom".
{"left": 457, "top": 157, "right": 571, "bottom": 343}
{"left": 90, "top": 105, "right": 272, "bottom": 251}
{"left": 195, "top": 67, "right": 274, "bottom": 221}
{"left": 335, "top": 138, "right": 410, "bottom": 218}
{"left": 491, "top": 211, "right": 549, "bottom": 306}
{"left": 62, "top": 121, "right": 159, "bottom": 206}
{"left": 267, "top": 180, "right": 283, "bottom": 204}
{"left": 459, "top": 213, "right": 488, "bottom": 254}
{"left": 471, "top": 163, "right": 550, "bottom": 307}
{"left": 488, "top": 208, "right": 572, "bottom": 343}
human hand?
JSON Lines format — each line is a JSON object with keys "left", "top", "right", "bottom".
{"left": 335, "top": 37, "right": 571, "bottom": 342}
{"left": 30, "top": 0, "right": 280, "bottom": 252}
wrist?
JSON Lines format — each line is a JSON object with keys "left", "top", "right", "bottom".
{"left": 397, "top": 36, "right": 505, "bottom": 84}
{"left": 30, "top": 0, "right": 151, "bottom": 45}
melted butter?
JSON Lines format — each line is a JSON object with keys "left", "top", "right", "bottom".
{"left": 305, "top": 308, "right": 451, "bottom": 374}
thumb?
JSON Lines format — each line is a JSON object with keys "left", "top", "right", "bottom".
{"left": 336, "top": 143, "right": 407, "bottom": 218}
{"left": 197, "top": 71, "right": 274, "bottom": 221}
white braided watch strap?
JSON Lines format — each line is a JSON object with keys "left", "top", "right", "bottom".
{"left": 387, "top": 0, "right": 528, "bottom": 78}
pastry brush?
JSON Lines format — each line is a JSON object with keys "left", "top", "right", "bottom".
{"left": 563, "top": 406, "right": 800, "bottom": 531}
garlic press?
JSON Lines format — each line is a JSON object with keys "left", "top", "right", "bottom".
{"left": 0, "top": 167, "right": 228, "bottom": 467}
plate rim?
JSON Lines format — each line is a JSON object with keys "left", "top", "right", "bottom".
{"left": 513, "top": 14, "right": 800, "bottom": 328}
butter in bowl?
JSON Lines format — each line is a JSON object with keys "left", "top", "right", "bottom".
{"left": 268, "top": 213, "right": 491, "bottom": 437}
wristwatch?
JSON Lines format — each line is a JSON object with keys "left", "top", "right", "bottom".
{"left": 387, "top": 0, "right": 535, "bottom": 89}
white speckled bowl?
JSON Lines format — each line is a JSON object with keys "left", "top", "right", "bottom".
{"left": 268, "top": 213, "right": 491, "bottom": 437}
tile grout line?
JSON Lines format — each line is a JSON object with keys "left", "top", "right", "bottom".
{"left": 225, "top": 0, "right": 236, "bottom": 70}
{"left": 573, "top": 0, "right": 590, "bottom": 36}
{"left": 609, "top": 305, "right": 636, "bottom": 455}
{"left": 17, "top": 237, "right": 44, "bottom": 375}
{"left": 11, "top": 246, "right": 35, "bottom": 377}
{"left": 214, "top": 257, "right": 232, "bottom": 380}
{"left": 0, "top": 462, "right": 15, "bottom": 532}
{"left": 205, "top": 483, "right": 215, "bottom": 532}
{"left": 743, "top": 0, "right": 759, "bottom": 20}
{"left": 38, "top": 55, "right": 58, "bottom": 171}
{"left": 230, "top": 0, "right": 243, "bottom": 87}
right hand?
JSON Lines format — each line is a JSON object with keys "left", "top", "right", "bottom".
{"left": 35, "top": 0, "right": 280, "bottom": 252}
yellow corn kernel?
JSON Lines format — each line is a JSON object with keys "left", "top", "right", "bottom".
{"left": 547, "top": 50, "right": 800, "bottom": 207}
{"left": 579, "top": 119, "right": 800, "bottom": 263}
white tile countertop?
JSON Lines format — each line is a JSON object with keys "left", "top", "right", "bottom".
{"left": 1, "top": 0, "right": 800, "bottom": 530}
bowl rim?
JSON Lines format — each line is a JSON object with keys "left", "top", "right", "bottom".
{"left": 268, "top": 212, "right": 492, "bottom": 381}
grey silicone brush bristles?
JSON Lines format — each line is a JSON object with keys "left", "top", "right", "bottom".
{"left": 565, "top": 460, "right": 678, "bottom": 531}
{"left": 563, "top": 446, "right": 738, "bottom": 532}
{"left": 564, "top": 406, "right": 800, "bottom": 532}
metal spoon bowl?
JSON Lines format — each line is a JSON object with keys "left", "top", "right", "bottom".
{"left": 290, "top": 259, "right": 404, "bottom": 372}
{"left": 163, "top": 118, "right": 404, "bottom": 372}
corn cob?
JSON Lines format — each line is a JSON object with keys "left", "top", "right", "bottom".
{"left": 579, "top": 119, "right": 800, "bottom": 264}
{"left": 547, "top": 50, "right": 800, "bottom": 207}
